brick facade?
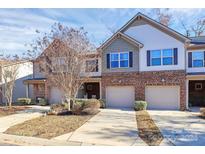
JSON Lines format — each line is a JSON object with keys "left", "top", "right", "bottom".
{"left": 101, "top": 70, "right": 186, "bottom": 110}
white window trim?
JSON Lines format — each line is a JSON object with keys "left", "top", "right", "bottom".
{"left": 110, "top": 52, "right": 129, "bottom": 69}
{"left": 150, "top": 48, "right": 174, "bottom": 66}
{"left": 195, "top": 83, "right": 203, "bottom": 90}
{"left": 192, "top": 51, "right": 204, "bottom": 68}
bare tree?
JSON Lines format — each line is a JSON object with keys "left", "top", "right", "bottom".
{"left": 26, "top": 23, "right": 97, "bottom": 110}
{"left": 152, "top": 8, "right": 173, "bottom": 27}
{"left": 0, "top": 56, "right": 19, "bottom": 108}
{"left": 180, "top": 18, "right": 205, "bottom": 37}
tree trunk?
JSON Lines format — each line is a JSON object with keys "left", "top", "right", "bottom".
{"left": 65, "top": 95, "right": 71, "bottom": 111}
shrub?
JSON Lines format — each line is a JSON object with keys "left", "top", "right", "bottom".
{"left": 134, "top": 101, "right": 147, "bottom": 111}
{"left": 17, "top": 98, "right": 31, "bottom": 105}
{"left": 81, "top": 108, "right": 99, "bottom": 115}
{"left": 74, "top": 99, "right": 87, "bottom": 107}
{"left": 49, "top": 103, "right": 70, "bottom": 115}
{"left": 200, "top": 108, "right": 205, "bottom": 118}
{"left": 72, "top": 103, "right": 82, "bottom": 115}
{"left": 38, "top": 98, "right": 48, "bottom": 106}
{"left": 99, "top": 99, "right": 106, "bottom": 108}
{"left": 83, "top": 99, "right": 100, "bottom": 109}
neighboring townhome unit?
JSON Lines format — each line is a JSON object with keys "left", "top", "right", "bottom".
{"left": 24, "top": 40, "right": 101, "bottom": 104}
{"left": 0, "top": 60, "right": 33, "bottom": 104}
{"left": 99, "top": 12, "right": 191, "bottom": 110}
{"left": 186, "top": 36, "right": 205, "bottom": 108}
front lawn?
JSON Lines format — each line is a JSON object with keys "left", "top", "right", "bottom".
{"left": 136, "top": 110, "right": 163, "bottom": 146}
{"left": 0, "top": 106, "right": 30, "bottom": 117}
{"left": 5, "top": 115, "right": 93, "bottom": 139}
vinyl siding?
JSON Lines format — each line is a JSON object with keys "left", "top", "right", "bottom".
{"left": 102, "top": 38, "right": 139, "bottom": 73}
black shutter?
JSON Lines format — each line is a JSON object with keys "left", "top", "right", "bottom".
{"left": 174, "top": 48, "right": 178, "bottom": 65}
{"left": 147, "top": 50, "right": 151, "bottom": 66}
{"left": 96, "top": 59, "right": 98, "bottom": 72}
{"left": 188, "top": 52, "right": 192, "bottom": 68}
{"left": 204, "top": 51, "right": 205, "bottom": 67}
{"left": 106, "top": 54, "right": 110, "bottom": 69}
{"left": 129, "top": 52, "right": 133, "bottom": 67}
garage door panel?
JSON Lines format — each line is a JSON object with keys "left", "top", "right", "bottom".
{"left": 145, "top": 86, "right": 180, "bottom": 110}
{"left": 106, "top": 86, "right": 135, "bottom": 108}
{"left": 50, "top": 87, "right": 63, "bottom": 104}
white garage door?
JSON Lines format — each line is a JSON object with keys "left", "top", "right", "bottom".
{"left": 50, "top": 87, "right": 63, "bottom": 104}
{"left": 145, "top": 86, "right": 180, "bottom": 110}
{"left": 106, "top": 86, "right": 135, "bottom": 108}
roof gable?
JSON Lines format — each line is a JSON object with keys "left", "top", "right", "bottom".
{"left": 99, "top": 32, "right": 143, "bottom": 50}
{"left": 120, "top": 13, "right": 190, "bottom": 43}
{"left": 99, "top": 12, "right": 190, "bottom": 50}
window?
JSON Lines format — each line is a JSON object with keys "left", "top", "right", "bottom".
{"left": 52, "top": 57, "right": 68, "bottom": 72}
{"left": 195, "top": 83, "right": 203, "bottom": 90}
{"left": 192, "top": 52, "right": 204, "bottom": 67}
{"left": 111, "top": 52, "right": 129, "bottom": 68}
{"left": 150, "top": 49, "right": 174, "bottom": 66}
{"left": 85, "top": 59, "right": 98, "bottom": 72}
{"left": 151, "top": 50, "right": 161, "bottom": 66}
{"left": 162, "top": 49, "right": 173, "bottom": 65}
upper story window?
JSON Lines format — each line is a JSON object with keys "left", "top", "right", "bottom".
{"left": 192, "top": 52, "right": 204, "bottom": 67}
{"left": 151, "top": 50, "right": 161, "bottom": 66}
{"left": 85, "top": 59, "right": 98, "bottom": 72}
{"left": 52, "top": 57, "right": 68, "bottom": 72}
{"left": 188, "top": 51, "right": 205, "bottom": 68}
{"left": 149, "top": 48, "right": 176, "bottom": 66}
{"left": 110, "top": 52, "right": 129, "bottom": 68}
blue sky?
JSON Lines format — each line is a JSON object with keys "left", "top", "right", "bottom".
{"left": 0, "top": 8, "right": 205, "bottom": 56}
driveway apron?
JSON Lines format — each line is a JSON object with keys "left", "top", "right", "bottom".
{"left": 148, "top": 110, "right": 205, "bottom": 146}
{"left": 67, "top": 108, "right": 145, "bottom": 146}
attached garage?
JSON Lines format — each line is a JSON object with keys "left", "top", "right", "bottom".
{"left": 145, "top": 86, "right": 180, "bottom": 110}
{"left": 49, "top": 87, "right": 63, "bottom": 104}
{"left": 106, "top": 86, "right": 135, "bottom": 108}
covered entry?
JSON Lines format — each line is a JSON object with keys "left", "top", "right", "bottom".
{"left": 189, "top": 80, "right": 205, "bottom": 107}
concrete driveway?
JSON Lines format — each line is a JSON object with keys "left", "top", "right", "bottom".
{"left": 148, "top": 110, "right": 205, "bottom": 146}
{"left": 65, "top": 108, "right": 145, "bottom": 146}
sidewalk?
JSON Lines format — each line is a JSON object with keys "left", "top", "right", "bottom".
{"left": 0, "top": 112, "right": 42, "bottom": 132}
{"left": 0, "top": 133, "right": 81, "bottom": 146}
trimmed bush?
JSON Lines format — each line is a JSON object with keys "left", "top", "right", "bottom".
{"left": 81, "top": 108, "right": 99, "bottom": 115}
{"left": 72, "top": 103, "right": 82, "bottom": 115}
{"left": 200, "top": 108, "right": 205, "bottom": 118}
{"left": 17, "top": 98, "right": 31, "bottom": 105}
{"left": 30, "top": 99, "right": 37, "bottom": 105}
{"left": 83, "top": 99, "right": 100, "bottom": 109}
{"left": 99, "top": 99, "right": 106, "bottom": 108}
{"left": 134, "top": 101, "right": 147, "bottom": 111}
{"left": 38, "top": 98, "right": 48, "bottom": 106}
{"left": 74, "top": 99, "right": 87, "bottom": 107}
{"left": 49, "top": 103, "right": 70, "bottom": 115}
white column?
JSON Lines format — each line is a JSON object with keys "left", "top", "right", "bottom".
{"left": 26, "top": 84, "right": 29, "bottom": 98}
{"left": 99, "top": 81, "right": 102, "bottom": 99}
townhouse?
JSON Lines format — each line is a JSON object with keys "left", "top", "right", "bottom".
{"left": 0, "top": 60, "right": 33, "bottom": 104}
{"left": 24, "top": 12, "right": 205, "bottom": 110}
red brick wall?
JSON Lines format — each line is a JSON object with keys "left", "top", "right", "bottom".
{"left": 101, "top": 70, "right": 186, "bottom": 110}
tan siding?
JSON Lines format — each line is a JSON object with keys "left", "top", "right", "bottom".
{"left": 102, "top": 38, "right": 139, "bottom": 73}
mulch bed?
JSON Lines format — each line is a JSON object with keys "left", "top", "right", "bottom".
{"left": 0, "top": 106, "right": 30, "bottom": 117}
{"left": 136, "top": 110, "right": 164, "bottom": 146}
{"left": 5, "top": 114, "right": 94, "bottom": 139}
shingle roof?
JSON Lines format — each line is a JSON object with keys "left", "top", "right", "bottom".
{"left": 190, "top": 36, "right": 205, "bottom": 45}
